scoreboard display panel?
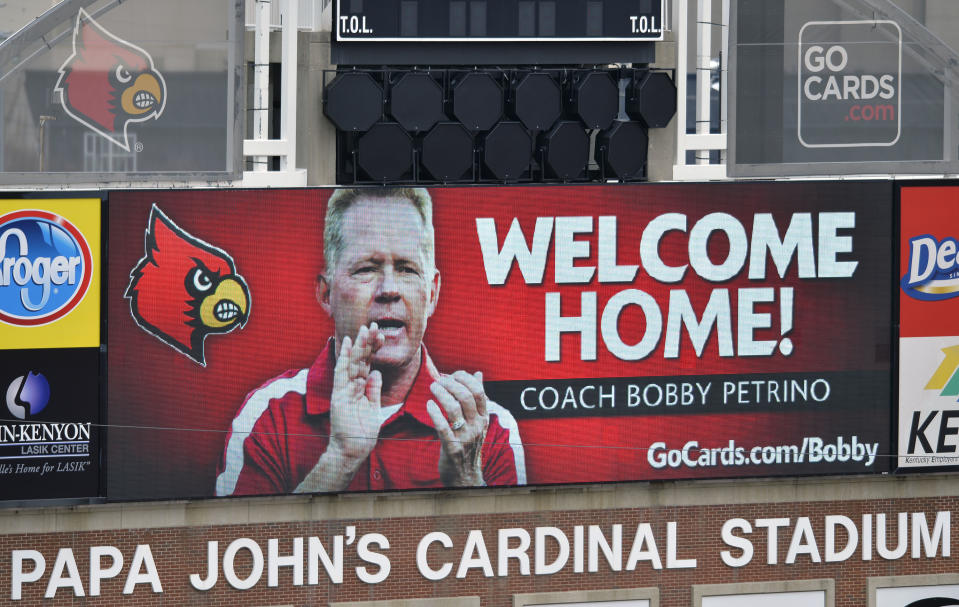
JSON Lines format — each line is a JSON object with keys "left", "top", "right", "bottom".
{"left": 335, "top": 0, "right": 665, "bottom": 42}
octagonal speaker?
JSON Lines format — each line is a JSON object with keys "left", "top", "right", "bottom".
{"left": 626, "top": 71, "right": 677, "bottom": 128}
{"left": 422, "top": 122, "right": 474, "bottom": 181}
{"left": 510, "top": 72, "right": 562, "bottom": 132}
{"left": 541, "top": 121, "right": 588, "bottom": 180}
{"left": 453, "top": 72, "right": 503, "bottom": 132}
{"left": 324, "top": 71, "right": 383, "bottom": 132}
{"left": 483, "top": 122, "right": 531, "bottom": 181}
{"left": 595, "top": 120, "right": 648, "bottom": 180}
{"left": 389, "top": 72, "right": 445, "bottom": 132}
{"left": 357, "top": 122, "right": 413, "bottom": 181}
{"left": 569, "top": 71, "right": 618, "bottom": 130}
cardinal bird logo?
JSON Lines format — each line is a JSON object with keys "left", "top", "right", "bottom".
{"left": 126, "top": 205, "right": 250, "bottom": 366}
{"left": 55, "top": 8, "right": 166, "bottom": 151}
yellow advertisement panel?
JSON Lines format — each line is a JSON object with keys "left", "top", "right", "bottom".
{"left": 0, "top": 199, "right": 100, "bottom": 348}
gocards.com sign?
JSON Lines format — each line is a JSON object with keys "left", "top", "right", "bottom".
{"left": 798, "top": 20, "right": 901, "bottom": 148}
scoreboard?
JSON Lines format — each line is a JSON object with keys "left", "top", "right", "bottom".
{"left": 335, "top": 0, "right": 665, "bottom": 42}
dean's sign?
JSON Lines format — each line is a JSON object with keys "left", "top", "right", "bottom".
{"left": 899, "top": 185, "right": 959, "bottom": 469}
{"left": 902, "top": 234, "right": 959, "bottom": 301}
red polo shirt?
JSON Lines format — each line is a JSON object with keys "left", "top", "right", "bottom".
{"left": 216, "top": 341, "right": 526, "bottom": 496}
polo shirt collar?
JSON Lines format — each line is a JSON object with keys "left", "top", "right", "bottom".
{"left": 305, "top": 338, "right": 439, "bottom": 428}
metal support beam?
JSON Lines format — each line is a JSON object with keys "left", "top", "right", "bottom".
{"left": 252, "top": 0, "right": 271, "bottom": 172}
{"left": 695, "top": 0, "right": 711, "bottom": 165}
{"left": 242, "top": 0, "right": 307, "bottom": 187}
{"left": 280, "top": 0, "right": 298, "bottom": 172}
{"left": 673, "top": 0, "right": 728, "bottom": 181}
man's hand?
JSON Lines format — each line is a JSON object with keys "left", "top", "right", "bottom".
{"left": 329, "top": 323, "right": 385, "bottom": 460}
{"left": 295, "top": 324, "right": 384, "bottom": 493}
{"left": 426, "top": 371, "right": 489, "bottom": 487}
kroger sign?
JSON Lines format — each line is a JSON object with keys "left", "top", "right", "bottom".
{"left": 0, "top": 211, "right": 92, "bottom": 326}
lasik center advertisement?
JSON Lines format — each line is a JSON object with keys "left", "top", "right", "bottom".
{"left": 106, "top": 183, "right": 892, "bottom": 500}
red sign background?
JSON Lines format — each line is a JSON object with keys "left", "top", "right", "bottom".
{"left": 107, "top": 183, "right": 892, "bottom": 499}
{"left": 899, "top": 185, "right": 959, "bottom": 337}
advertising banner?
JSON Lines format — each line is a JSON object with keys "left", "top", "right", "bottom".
{"left": 0, "top": 347, "right": 100, "bottom": 499}
{"left": 0, "top": 198, "right": 101, "bottom": 349}
{"left": 898, "top": 185, "right": 959, "bottom": 469}
{"left": 0, "top": 0, "right": 242, "bottom": 183}
{"left": 0, "top": 197, "right": 101, "bottom": 500}
{"left": 729, "top": 0, "right": 959, "bottom": 176}
{"left": 107, "top": 183, "right": 892, "bottom": 500}
{"left": 797, "top": 20, "right": 901, "bottom": 149}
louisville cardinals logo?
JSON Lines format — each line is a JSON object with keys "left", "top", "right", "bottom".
{"left": 126, "top": 206, "right": 250, "bottom": 366}
{"left": 55, "top": 9, "right": 166, "bottom": 151}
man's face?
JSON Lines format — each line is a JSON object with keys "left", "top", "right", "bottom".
{"left": 319, "top": 196, "right": 440, "bottom": 370}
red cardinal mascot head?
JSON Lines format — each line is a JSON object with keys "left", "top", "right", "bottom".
{"left": 126, "top": 206, "right": 250, "bottom": 366}
{"left": 55, "top": 8, "right": 166, "bottom": 151}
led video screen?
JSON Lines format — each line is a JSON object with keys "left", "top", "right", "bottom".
{"left": 106, "top": 183, "right": 892, "bottom": 500}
